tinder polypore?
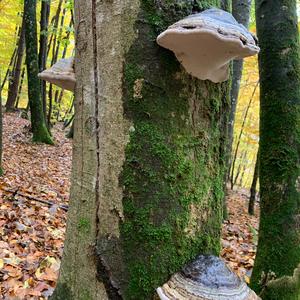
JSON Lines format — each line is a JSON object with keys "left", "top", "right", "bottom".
{"left": 156, "top": 255, "right": 260, "bottom": 300}
{"left": 38, "top": 57, "right": 75, "bottom": 92}
{"left": 157, "top": 8, "right": 260, "bottom": 83}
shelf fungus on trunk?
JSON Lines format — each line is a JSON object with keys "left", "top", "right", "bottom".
{"left": 38, "top": 57, "right": 75, "bottom": 92}
{"left": 156, "top": 255, "right": 260, "bottom": 300}
{"left": 156, "top": 8, "right": 260, "bottom": 83}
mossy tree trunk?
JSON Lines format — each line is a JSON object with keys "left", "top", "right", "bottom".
{"left": 51, "top": 1, "right": 230, "bottom": 299}
{"left": 251, "top": 0, "right": 300, "bottom": 295}
{"left": 24, "top": 0, "right": 53, "bottom": 144}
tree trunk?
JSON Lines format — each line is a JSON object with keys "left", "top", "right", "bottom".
{"left": 1, "top": 44, "right": 17, "bottom": 91}
{"left": 251, "top": 0, "right": 300, "bottom": 295}
{"left": 15, "top": 67, "right": 25, "bottom": 109}
{"left": 248, "top": 149, "right": 259, "bottom": 215}
{"left": 230, "top": 81, "right": 258, "bottom": 189}
{"left": 51, "top": 1, "right": 230, "bottom": 299}
{"left": 227, "top": 0, "right": 252, "bottom": 177}
{"left": 39, "top": 0, "right": 51, "bottom": 118}
{"left": 24, "top": 0, "right": 53, "bottom": 144}
{"left": 6, "top": 18, "right": 25, "bottom": 111}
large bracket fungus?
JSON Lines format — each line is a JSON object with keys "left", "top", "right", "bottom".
{"left": 157, "top": 8, "right": 260, "bottom": 83}
{"left": 157, "top": 255, "right": 260, "bottom": 300}
{"left": 38, "top": 57, "right": 75, "bottom": 92}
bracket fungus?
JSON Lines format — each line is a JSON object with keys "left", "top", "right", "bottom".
{"left": 156, "top": 255, "right": 260, "bottom": 300}
{"left": 38, "top": 57, "right": 75, "bottom": 92}
{"left": 156, "top": 8, "right": 260, "bottom": 83}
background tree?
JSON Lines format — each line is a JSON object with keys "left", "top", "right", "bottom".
{"left": 251, "top": 0, "right": 300, "bottom": 295}
{"left": 24, "top": 0, "right": 53, "bottom": 144}
{"left": 39, "top": 0, "right": 51, "bottom": 118}
{"left": 5, "top": 16, "right": 25, "bottom": 111}
{"left": 248, "top": 149, "right": 259, "bottom": 215}
{"left": 51, "top": 1, "right": 230, "bottom": 299}
{"left": 227, "top": 0, "right": 252, "bottom": 176}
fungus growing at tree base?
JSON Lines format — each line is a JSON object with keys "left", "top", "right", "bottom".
{"left": 156, "top": 255, "right": 260, "bottom": 300}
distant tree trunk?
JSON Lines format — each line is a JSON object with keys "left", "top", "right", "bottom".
{"left": 251, "top": 0, "right": 300, "bottom": 295}
{"left": 50, "top": 1, "right": 231, "bottom": 299}
{"left": 47, "top": 0, "right": 63, "bottom": 57}
{"left": 227, "top": 0, "right": 252, "bottom": 177}
{"left": 6, "top": 18, "right": 25, "bottom": 111}
{"left": 66, "top": 121, "right": 74, "bottom": 139}
{"left": 47, "top": 0, "right": 65, "bottom": 127}
{"left": 39, "top": 0, "right": 51, "bottom": 118}
{"left": 15, "top": 67, "right": 26, "bottom": 109}
{"left": 1, "top": 45, "right": 17, "bottom": 91}
{"left": 230, "top": 81, "right": 258, "bottom": 189}
{"left": 24, "top": 0, "right": 53, "bottom": 144}
{"left": 248, "top": 149, "right": 259, "bottom": 215}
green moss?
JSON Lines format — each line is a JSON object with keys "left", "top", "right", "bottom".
{"left": 140, "top": 0, "right": 221, "bottom": 35}
{"left": 50, "top": 283, "right": 73, "bottom": 300}
{"left": 260, "top": 266, "right": 300, "bottom": 300}
{"left": 77, "top": 218, "right": 91, "bottom": 234}
{"left": 32, "top": 123, "right": 54, "bottom": 145}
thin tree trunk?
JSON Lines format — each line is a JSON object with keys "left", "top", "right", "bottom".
{"left": 230, "top": 81, "right": 259, "bottom": 189}
{"left": 1, "top": 47, "right": 17, "bottom": 91}
{"left": 6, "top": 18, "right": 25, "bottom": 111}
{"left": 47, "top": 0, "right": 63, "bottom": 57}
{"left": 227, "top": 0, "right": 252, "bottom": 178}
{"left": 47, "top": 0, "right": 65, "bottom": 127}
{"left": 251, "top": 0, "right": 300, "bottom": 296}
{"left": 24, "top": 0, "right": 53, "bottom": 144}
{"left": 50, "top": 1, "right": 231, "bottom": 299}
{"left": 39, "top": 0, "right": 51, "bottom": 118}
{"left": 233, "top": 149, "right": 248, "bottom": 187}
{"left": 248, "top": 149, "right": 259, "bottom": 215}
{"left": 15, "top": 67, "right": 25, "bottom": 109}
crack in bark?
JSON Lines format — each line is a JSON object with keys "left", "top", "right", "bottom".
{"left": 91, "top": 1, "right": 123, "bottom": 298}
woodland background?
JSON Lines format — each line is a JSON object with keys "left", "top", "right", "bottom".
{"left": 0, "top": 0, "right": 298, "bottom": 299}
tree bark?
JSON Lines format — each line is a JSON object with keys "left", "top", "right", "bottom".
{"left": 1, "top": 44, "right": 17, "bottom": 92}
{"left": 51, "top": 1, "right": 230, "bottom": 299}
{"left": 39, "top": 0, "right": 51, "bottom": 118}
{"left": 230, "top": 81, "right": 258, "bottom": 189}
{"left": 15, "top": 67, "right": 25, "bottom": 109}
{"left": 248, "top": 149, "right": 259, "bottom": 215}
{"left": 6, "top": 17, "right": 25, "bottom": 111}
{"left": 227, "top": 0, "right": 252, "bottom": 176}
{"left": 251, "top": 0, "right": 300, "bottom": 295}
{"left": 24, "top": 0, "right": 53, "bottom": 144}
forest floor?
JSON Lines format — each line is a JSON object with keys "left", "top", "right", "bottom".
{"left": 0, "top": 113, "right": 259, "bottom": 299}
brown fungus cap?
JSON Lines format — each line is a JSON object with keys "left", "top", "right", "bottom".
{"left": 157, "top": 8, "right": 260, "bottom": 83}
{"left": 38, "top": 57, "right": 75, "bottom": 92}
{"left": 156, "top": 255, "right": 261, "bottom": 300}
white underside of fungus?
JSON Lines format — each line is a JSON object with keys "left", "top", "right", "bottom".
{"left": 38, "top": 57, "right": 75, "bottom": 92}
{"left": 157, "top": 8, "right": 260, "bottom": 83}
